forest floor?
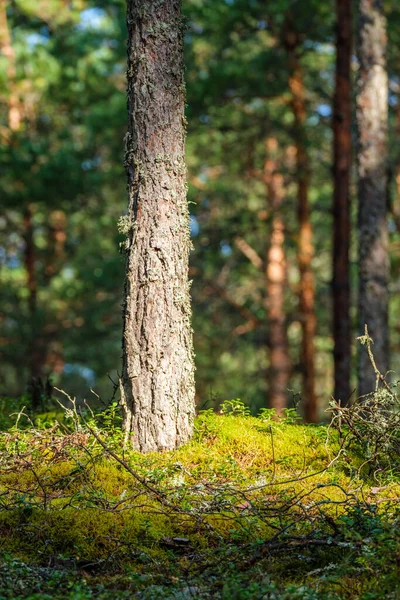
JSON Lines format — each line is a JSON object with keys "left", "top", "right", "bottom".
{"left": 0, "top": 398, "right": 399, "bottom": 599}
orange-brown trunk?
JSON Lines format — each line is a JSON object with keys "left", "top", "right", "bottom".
{"left": 23, "top": 207, "right": 37, "bottom": 322}
{"left": 0, "top": 1, "right": 21, "bottom": 131}
{"left": 333, "top": 0, "right": 352, "bottom": 404}
{"left": 285, "top": 23, "right": 318, "bottom": 422}
{"left": 264, "top": 139, "right": 291, "bottom": 414}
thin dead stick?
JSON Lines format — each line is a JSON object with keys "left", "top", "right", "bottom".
{"left": 357, "top": 324, "right": 395, "bottom": 396}
{"left": 79, "top": 408, "right": 186, "bottom": 512}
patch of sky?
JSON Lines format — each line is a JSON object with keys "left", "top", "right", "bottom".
{"left": 62, "top": 267, "right": 75, "bottom": 281}
{"left": 6, "top": 254, "right": 20, "bottom": 269}
{"left": 198, "top": 171, "right": 208, "bottom": 184}
{"left": 248, "top": 98, "right": 264, "bottom": 111}
{"left": 190, "top": 215, "right": 200, "bottom": 237}
{"left": 304, "top": 41, "right": 335, "bottom": 55}
{"left": 64, "top": 364, "right": 96, "bottom": 386}
{"left": 26, "top": 33, "right": 48, "bottom": 48}
{"left": 190, "top": 22, "right": 204, "bottom": 35}
{"left": 81, "top": 156, "right": 102, "bottom": 171}
{"left": 317, "top": 104, "right": 332, "bottom": 117}
{"left": 112, "top": 64, "right": 124, "bottom": 74}
{"left": 221, "top": 242, "right": 232, "bottom": 256}
{"left": 77, "top": 8, "right": 107, "bottom": 32}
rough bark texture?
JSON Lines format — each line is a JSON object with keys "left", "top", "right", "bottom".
{"left": 121, "top": 0, "right": 195, "bottom": 452}
{"left": 357, "top": 0, "right": 389, "bottom": 395}
{"left": 333, "top": 0, "right": 352, "bottom": 404}
{"left": 284, "top": 24, "right": 318, "bottom": 422}
{"left": 264, "top": 139, "right": 291, "bottom": 415}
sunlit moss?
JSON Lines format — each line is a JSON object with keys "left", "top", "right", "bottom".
{"left": 0, "top": 413, "right": 397, "bottom": 577}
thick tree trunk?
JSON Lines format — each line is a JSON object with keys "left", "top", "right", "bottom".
{"left": 333, "top": 0, "right": 352, "bottom": 404}
{"left": 121, "top": 0, "right": 195, "bottom": 452}
{"left": 357, "top": 0, "right": 389, "bottom": 394}
{"left": 284, "top": 25, "right": 318, "bottom": 422}
{"left": 264, "top": 139, "right": 291, "bottom": 415}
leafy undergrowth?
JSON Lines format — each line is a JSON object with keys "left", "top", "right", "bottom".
{"left": 0, "top": 402, "right": 399, "bottom": 599}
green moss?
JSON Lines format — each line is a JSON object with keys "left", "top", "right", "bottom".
{"left": 0, "top": 413, "right": 399, "bottom": 598}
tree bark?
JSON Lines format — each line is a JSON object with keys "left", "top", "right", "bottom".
{"left": 121, "top": 0, "right": 195, "bottom": 452}
{"left": 333, "top": 0, "right": 353, "bottom": 404}
{"left": 0, "top": 0, "right": 21, "bottom": 131}
{"left": 23, "top": 206, "right": 46, "bottom": 406}
{"left": 284, "top": 24, "right": 318, "bottom": 422}
{"left": 264, "top": 139, "right": 291, "bottom": 415}
{"left": 357, "top": 0, "right": 389, "bottom": 394}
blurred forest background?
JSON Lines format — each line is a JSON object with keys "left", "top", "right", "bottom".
{"left": 1, "top": 0, "right": 400, "bottom": 419}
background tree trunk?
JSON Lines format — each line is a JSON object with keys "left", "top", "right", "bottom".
{"left": 0, "top": 0, "right": 21, "bottom": 131}
{"left": 284, "top": 23, "right": 318, "bottom": 422}
{"left": 121, "top": 0, "right": 195, "bottom": 452}
{"left": 264, "top": 139, "right": 291, "bottom": 415}
{"left": 23, "top": 206, "right": 46, "bottom": 407}
{"left": 357, "top": 0, "right": 389, "bottom": 395}
{"left": 333, "top": 0, "right": 352, "bottom": 404}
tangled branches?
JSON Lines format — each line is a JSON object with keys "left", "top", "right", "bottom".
{"left": 329, "top": 325, "right": 400, "bottom": 477}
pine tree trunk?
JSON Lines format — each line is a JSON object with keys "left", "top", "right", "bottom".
{"left": 333, "top": 0, "right": 352, "bottom": 404}
{"left": 0, "top": 0, "right": 20, "bottom": 131}
{"left": 121, "top": 0, "right": 195, "bottom": 452}
{"left": 23, "top": 206, "right": 45, "bottom": 407}
{"left": 284, "top": 25, "right": 318, "bottom": 422}
{"left": 264, "top": 139, "right": 291, "bottom": 415}
{"left": 357, "top": 0, "right": 389, "bottom": 395}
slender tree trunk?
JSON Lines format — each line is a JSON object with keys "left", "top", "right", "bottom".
{"left": 333, "top": 0, "right": 352, "bottom": 404}
{"left": 264, "top": 139, "right": 291, "bottom": 414}
{"left": 121, "top": 0, "right": 195, "bottom": 452}
{"left": 0, "top": 0, "right": 20, "bottom": 131}
{"left": 44, "top": 210, "right": 67, "bottom": 279}
{"left": 23, "top": 207, "right": 37, "bottom": 322}
{"left": 284, "top": 24, "right": 318, "bottom": 422}
{"left": 394, "top": 100, "right": 400, "bottom": 229}
{"left": 23, "top": 206, "right": 45, "bottom": 406}
{"left": 357, "top": 0, "right": 389, "bottom": 394}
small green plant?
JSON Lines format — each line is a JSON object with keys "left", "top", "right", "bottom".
{"left": 282, "top": 407, "right": 302, "bottom": 424}
{"left": 194, "top": 408, "right": 219, "bottom": 442}
{"left": 220, "top": 399, "right": 251, "bottom": 417}
{"left": 258, "top": 407, "right": 277, "bottom": 423}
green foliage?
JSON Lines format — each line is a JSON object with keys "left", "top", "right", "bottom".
{"left": 220, "top": 398, "right": 251, "bottom": 417}
{"left": 258, "top": 407, "right": 277, "bottom": 422}
{"left": 1, "top": 2, "right": 400, "bottom": 595}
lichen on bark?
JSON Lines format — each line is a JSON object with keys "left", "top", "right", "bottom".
{"left": 357, "top": 0, "right": 389, "bottom": 395}
{"left": 121, "top": 0, "right": 195, "bottom": 452}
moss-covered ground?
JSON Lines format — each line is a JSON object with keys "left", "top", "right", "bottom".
{"left": 0, "top": 403, "right": 399, "bottom": 599}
